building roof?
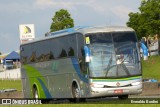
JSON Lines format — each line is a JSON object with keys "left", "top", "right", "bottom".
{"left": 4, "top": 51, "right": 20, "bottom": 60}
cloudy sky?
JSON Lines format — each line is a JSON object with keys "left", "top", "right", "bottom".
{"left": 0, "top": 0, "right": 141, "bottom": 54}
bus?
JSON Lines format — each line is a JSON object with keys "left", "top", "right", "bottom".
{"left": 20, "top": 26, "right": 142, "bottom": 101}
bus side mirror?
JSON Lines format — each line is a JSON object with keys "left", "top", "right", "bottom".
{"left": 84, "top": 46, "right": 91, "bottom": 62}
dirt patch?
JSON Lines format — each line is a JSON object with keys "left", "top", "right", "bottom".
{"left": 0, "top": 91, "right": 23, "bottom": 98}
{"left": 140, "top": 82, "right": 160, "bottom": 96}
{"left": 140, "top": 89, "right": 160, "bottom": 96}
{"left": 143, "top": 82, "right": 159, "bottom": 90}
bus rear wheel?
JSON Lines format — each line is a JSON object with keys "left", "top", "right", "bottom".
{"left": 72, "top": 83, "right": 80, "bottom": 98}
{"left": 33, "top": 86, "right": 39, "bottom": 99}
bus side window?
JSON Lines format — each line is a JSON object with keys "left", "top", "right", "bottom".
{"left": 77, "top": 34, "right": 88, "bottom": 76}
{"left": 68, "top": 34, "right": 77, "bottom": 57}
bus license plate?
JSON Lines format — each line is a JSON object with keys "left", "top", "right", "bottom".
{"left": 114, "top": 89, "right": 123, "bottom": 94}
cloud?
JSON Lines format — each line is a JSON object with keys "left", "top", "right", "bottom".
{"left": 0, "top": 0, "right": 139, "bottom": 19}
{"left": 0, "top": 2, "right": 38, "bottom": 15}
{"left": 34, "top": 0, "right": 133, "bottom": 19}
{"left": 0, "top": 33, "right": 20, "bottom": 53}
{"left": 34, "top": 0, "right": 106, "bottom": 12}
{"left": 34, "top": 0, "right": 79, "bottom": 10}
{"left": 110, "top": 6, "right": 133, "bottom": 20}
{"left": 0, "top": 0, "right": 141, "bottom": 53}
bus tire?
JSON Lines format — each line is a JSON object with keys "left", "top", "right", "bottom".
{"left": 72, "top": 82, "right": 80, "bottom": 98}
{"left": 70, "top": 82, "right": 82, "bottom": 102}
{"left": 118, "top": 95, "right": 128, "bottom": 100}
{"left": 33, "top": 85, "right": 39, "bottom": 99}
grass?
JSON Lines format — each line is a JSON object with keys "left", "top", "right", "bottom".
{"left": 0, "top": 80, "right": 22, "bottom": 91}
{"left": 0, "top": 104, "right": 159, "bottom": 107}
{"left": 142, "top": 55, "right": 160, "bottom": 81}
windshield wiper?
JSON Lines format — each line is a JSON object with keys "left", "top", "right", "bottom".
{"left": 117, "top": 54, "right": 132, "bottom": 76}
{"left": 119, "top": 54, "right": 129, "bottom": 64}
{"left": 117, "top": 64, "right": 131, "bottom": 76}
{"left": 105, "top": 56, "right": 112, "bottom": 77}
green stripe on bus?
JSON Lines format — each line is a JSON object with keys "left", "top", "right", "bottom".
{"left": 24, "top": 65, "right": 47, "bottom": 98}
{"left": 92, "top": 76, "right": 141, "bottom": 82}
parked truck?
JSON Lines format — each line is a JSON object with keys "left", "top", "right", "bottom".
{"left": 3, "top": 60, "right": 14, "bottom": 70}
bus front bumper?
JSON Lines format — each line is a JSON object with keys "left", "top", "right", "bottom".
{"left": 89, "top": 84, "right": 142, "bottom": 98}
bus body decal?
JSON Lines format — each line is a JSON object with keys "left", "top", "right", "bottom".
{"left": 71, "top": 58, "right": 89, "bottom": 83}
{"left": 37, "top": 78, "right": 52, "bottom": 98}
{"left": 24, "top": 65, "right": 51, "bottom": 98}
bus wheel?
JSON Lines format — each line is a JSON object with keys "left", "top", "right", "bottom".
{"left": 118, "top": 95, "right": 128, "bottom": 100}
{"left": 70, "top": 82, "right": 86, "bottom": 103}
{"left": 72, "top": 82, "right": 80, "bottom": 97}
{"left": 73, "top": 85, "right": 80, "bottom": 98}
{"left": 33, "top": 86, "right": 39, "bottom": 99}
{"left": 71, "top": 82, "right": 81, "bottom": 102}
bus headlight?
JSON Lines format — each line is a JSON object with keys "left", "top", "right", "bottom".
{"left": 131, "top": 82, "right": 141, "bottom": 86}
{"left": 90, "top": 83, "right": 104, "bottom": 88}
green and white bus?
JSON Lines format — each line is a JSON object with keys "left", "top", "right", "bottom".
{"left": 20, "top": 26, "right": 142, "bottom": 101}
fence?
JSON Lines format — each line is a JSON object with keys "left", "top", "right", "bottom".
{"left": 0, "top": 68, "right": 21, "bottom": 80}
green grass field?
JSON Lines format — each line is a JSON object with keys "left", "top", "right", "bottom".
{"left": 1, "top": 104, "right": 159, "bottom": 107}
{"left": 0, "top": 80, "right": 22, "bottom": 91}
{"left": 142, "top": 55, "right": 160, "bottom": 81}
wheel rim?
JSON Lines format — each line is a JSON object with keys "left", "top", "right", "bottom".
{"left": 33, "top": 87, "right": 39, "bottom": 99}
{"left": 72, "top": 84, "right": 80, "bottom": 98}
{"left": 75, "top": 88, "right": 80, "bottom": 98}
{"left": 35, "top": 90, "right": 38, "bottom": 99}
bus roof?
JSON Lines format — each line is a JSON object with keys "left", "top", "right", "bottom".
{"left": 79, "top": 26, "right": 134, "bottom": 34}
{"left": 21, "top": 26, "right": 134, "bottom": 45}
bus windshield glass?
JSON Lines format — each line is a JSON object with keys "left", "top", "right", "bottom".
{"left": 86, "top": 32, "right": 141, "bottom": 78}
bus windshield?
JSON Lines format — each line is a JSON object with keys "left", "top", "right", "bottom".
{"left": 87, "top": 32, "right": 141, "bottom": 78}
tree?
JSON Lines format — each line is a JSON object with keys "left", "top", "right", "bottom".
{"left": 127, "top": 0, "right": 160, "bottom": 39}
{"left": 50, "top": 9, "right": 74, "bottom": 32}
{"left": 0, "top": 52, "right": 1, "bottom": 55}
